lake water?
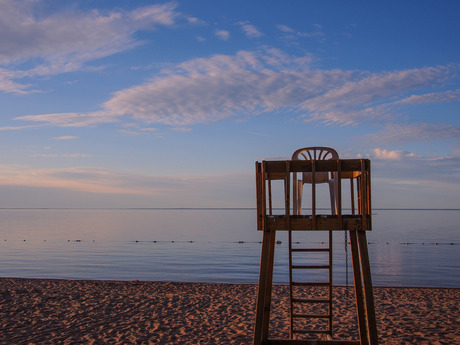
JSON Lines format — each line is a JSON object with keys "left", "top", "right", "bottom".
{"left": 0, "top": 209, "right": 459, "bottom": 287}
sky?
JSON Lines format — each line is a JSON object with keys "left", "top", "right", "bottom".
{"left": 0, "top": 0, "right": 459, "bottom": 209}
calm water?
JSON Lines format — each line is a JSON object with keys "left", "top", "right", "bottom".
{"left": 0, "top": 209, "right": 459, "bottom": 287}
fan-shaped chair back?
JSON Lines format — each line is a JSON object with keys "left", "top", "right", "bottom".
{"left": 291, "top": 147, "right": 339, "bottom": 215}
{"left": 292, "top": 147, "right": 338, "bottom": 183}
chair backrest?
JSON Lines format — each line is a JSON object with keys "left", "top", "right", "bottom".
{"left": 292, "top": 147, "right": 338, "bottom": 161}
{"left": 292, "top": 147, "right": 338, "bottom": 183}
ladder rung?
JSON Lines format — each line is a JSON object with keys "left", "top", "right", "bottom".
{"left": 292, "top": 265, "right": 330, "bottom": 269}
{"left": 292, "top": 329, "right": 331, "bottom": 334}
{"left": 293, "top": 313, "right": 330, "bottom": 319}
{"left": 291, "top": 248, "right": 330, "bottom": 252}
{"left": 292, "top": 298, "right": 330, "bottom": 304}
{"left": 292, "top": 282, "right": 330, "bottom": 286}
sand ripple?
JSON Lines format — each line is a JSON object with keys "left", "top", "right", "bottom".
{"left": 0, "top": 278, "right": 458, "bottom": 344}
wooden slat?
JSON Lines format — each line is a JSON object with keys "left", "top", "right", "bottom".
{"left": 292, "top": 330, "right": 330, "bottom": 334}
{"left": 360, "top": 160, "right": 367, "bottom": 230}
{"left": 291, "top": 282, "right": 330, "bottom": 287}
{"left": 263, "top": 159, "right": 369, "bottom": 174}
{"left": 292, "top": 298, "right": 330, "bottom": 304}
{"left": 292, "top": 265, "right": 330, "bottom": 269}
{"left": 337, "top": 159, "right": 342, "bottom": 227}
{"left": 285, "top": 161, "right": 291, "bottom": 230}
{"left": 312, "top": 159, "right": 317, "bottom": 229}
{"left": 292, "top": 313, "right": 330, "bottom": 319}
{"left": 261, "top": 215, "right": 372, "bottom": 231}
{"left": 256, "top": 162, "right": 264, "bottom": 230}
{"left": 366, "top": 161, "right": 372, "bottom": 231}
{"left": 266, "top": 340, "right": 360, "bottom": 345}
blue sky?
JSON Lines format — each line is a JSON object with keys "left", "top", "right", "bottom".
{"left": 0, "top": 0, "right": 459, "bottom": 208}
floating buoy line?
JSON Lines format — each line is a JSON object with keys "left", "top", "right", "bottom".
{"left": 2, "top": 239, "right": 458, "bottom": 246}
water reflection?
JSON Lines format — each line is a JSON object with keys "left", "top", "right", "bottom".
{"left": 0, "top": 209, "right": 459, "bottom": 287}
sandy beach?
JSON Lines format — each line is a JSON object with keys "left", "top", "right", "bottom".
{"left": 0, "top": 278, "right": 458, "bottom": 344}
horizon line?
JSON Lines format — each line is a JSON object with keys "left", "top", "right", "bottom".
{"left": 0, "top": 207, "right": 459, "bottom": 211}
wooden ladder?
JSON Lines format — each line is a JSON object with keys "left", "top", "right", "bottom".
{"left": 288, "top": 229, "right": 333, "bottom": 339}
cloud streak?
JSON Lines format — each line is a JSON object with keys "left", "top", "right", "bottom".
{"left": 236, "top": 21, "right": 263, "bottom": 38}
{"left": 277, "top": 24, "right": 325, "bottom": 44}
{"left": 366, "top": 123, "right": 460, "bottom": 145}
{"left": 0, "top": 164, "right": 254, "bottom": 207}
{"left": 215, "top": 29, "right": 230, "bottom": 40}
{"left": 0, "top": 0, "right": 180, "bottom": 93}
{"left": 396, "top": 89, "right": 460, "bottom": 105}
{"left": 366, "top": 149, "right": 460, "bottom": 195}
{"left": 13, "top": 49, "right": 458, "bottom": 129}
{"left": 371, "top": 148, "right": 418, "bottom": 160}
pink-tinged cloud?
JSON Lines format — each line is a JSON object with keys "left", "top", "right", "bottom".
{"left": 53, "top": 136, "right": 79, "bottom": 140}
{"left": 371, "top": 148, "right": 418, "bottom": 160}
{"left": 396, "top": 89, "right": 460, "bottom": 104}
{"left": 215, "top": 30, "right": 230, "bottom": 40}
{"left": 0, "top": 0, "right": 180, "bottom": 93}
{"left": 13, "top": 49, "right": 457, "bottom": 130}
{"left": 366, "top": 123, "right": 460, "bottom": 145}
{"left": 0, "top": 164, "right": 254, "bottom": 205}
{"left": 236, "top": 21, "right": 263, "bottom": 38}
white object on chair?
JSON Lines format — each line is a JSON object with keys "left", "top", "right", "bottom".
{"left": 291, "top": 147, "right": 339, "bottom": 216}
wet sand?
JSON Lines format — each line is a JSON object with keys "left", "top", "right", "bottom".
{"left": 0, "top": 278, "right": 458, "bottom": 344}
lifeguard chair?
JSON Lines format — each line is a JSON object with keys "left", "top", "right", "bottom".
{"left": 254, "top": 147, "right": 378, "bottom": 345}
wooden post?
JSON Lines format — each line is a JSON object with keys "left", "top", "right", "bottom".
{"left": 254, "top": 227, "right": 277, "bottom": 345}
{"left": 349, "top": 230, "right": 369, "bottom": 345}
{"left": 357, "top": 231, "right": 378, "bottom": 345}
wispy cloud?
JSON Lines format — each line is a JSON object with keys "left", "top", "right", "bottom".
{"left": 299, "top": 66, "right": 454, "bottom": 124}
{"left": 0, "top": 165, "right": 160, "bottom": 195}
{"left": 0, "top": 68, "right": 33, "bottom": 94}
{"left": 371, "top": 148, "right": 418, "bottom": 160}
{"left": 365, "top": 149, "right": 460, "bottom": 194}
{"left": 16, "top": 111, "right": 119, "bottom": 127}
{"left": 53, "top": 136, "right": 78, "bottom": 140}
{"left": 366, "top": 123, "right": 460, "bottom": 145}
{"left": 236, "top": 21, "right": 263, "bottom": 38}
{"left": 215, "top": 29, "right": 230, "bottom": 40}
{"left": 395, "top": 88, "right": 460, "bottom": 105}
{"left": 30, "top": 153, "right": 91, "bottom": 158}
{"left": 0, "top": 165, "right": 253, "bottom": 207}
{"left": 0, "top": 0, "right": 180, "bottom": 93}
{"left": 13, "top": 49, "right": 458, "bottom": 130}
{"left": 0, "top": 124, "right": 43, "bottom": 131}
{"left": 277, "top": 24, "right": 325, "bottom": 44}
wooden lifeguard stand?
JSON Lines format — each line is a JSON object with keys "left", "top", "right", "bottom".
{"left": 254, "top": 147, "right": 378, "bottom": 345}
